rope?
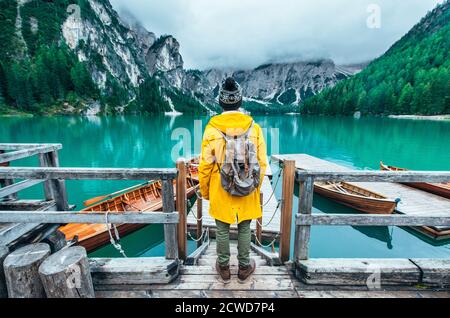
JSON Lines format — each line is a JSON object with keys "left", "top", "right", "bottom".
{"left": 187, "top": 228, "right": 208, "bottom": 243}
{"left": 262, "top": 165, "right": 283, "bottom": 207}
{"left": 252, "top": 231, "right": 280, "bottom": 248}
{"left": 186, "top": 194, "right": 204, "bottom": 222}
{"left": 105, "top": 211, "right": 127, "bottom": 258}
{"left": 256, "top": 199, "right": 281, "bottom": 228}
{"left": 189, "top": 211, "right": 204, "bottom": 222}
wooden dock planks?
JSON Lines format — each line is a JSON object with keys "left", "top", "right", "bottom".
{"left": 93, "top": 242, "right": 450, "bottom": 298}
{"left": 273, "top": 154, "right": 450, "bottom": 238}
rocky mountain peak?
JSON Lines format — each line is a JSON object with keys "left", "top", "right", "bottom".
{"left": 145, "top": 36, "right": 184, "bottom": 75}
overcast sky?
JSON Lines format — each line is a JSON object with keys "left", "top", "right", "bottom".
{"left": 110, "top": 0, "right": 443, "bottom": 70}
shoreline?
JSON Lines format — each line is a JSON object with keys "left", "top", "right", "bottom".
{"left": 388, "top": 114, "right": 450, "bottom": 121}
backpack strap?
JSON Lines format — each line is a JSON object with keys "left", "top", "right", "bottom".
{"left": 244, "top": 121, "right": 255, "bottom": 139}
{"left": 213, "top": 121, "right": 255, "bottom": 172}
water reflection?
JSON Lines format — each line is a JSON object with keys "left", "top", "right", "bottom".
{"left": 1, "top": 115, "right": 449, "bottom": 258}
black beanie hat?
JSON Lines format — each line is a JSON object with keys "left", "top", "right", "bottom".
{"left": 219, "top": 77, "right": 243, "bottom": 111}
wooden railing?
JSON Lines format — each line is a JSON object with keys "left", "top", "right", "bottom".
{"left": 0, "top": 143, "right": 188, "bottom": 260}
{"left": 293, "top": 169, "right": 450, "bottom": 262}
{"left": 0, "top": 143, "right": 65, "bottom": 207}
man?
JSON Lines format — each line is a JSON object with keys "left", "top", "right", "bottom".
{"left": 198, "top": 77, "right": 267, "bottom": 284}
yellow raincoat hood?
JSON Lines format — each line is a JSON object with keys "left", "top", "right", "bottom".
{"left": 198, "top": 112, "right": 268, "bottom": 225}
{"left": 208, "top": 112, "right": 254, "bottom": 136}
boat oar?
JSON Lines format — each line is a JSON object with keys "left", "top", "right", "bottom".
{"left": 83, "top": 195, "right": 110, "bottom": 207}
{"left": 83, "top": 182, "right": 150, "bottom": 207}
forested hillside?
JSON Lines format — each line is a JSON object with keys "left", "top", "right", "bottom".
{"left": 301, "top": 1, "right": 450, "bottom": 116}
{"left": 0, "top": 0, "right": 207, "bottom": 115}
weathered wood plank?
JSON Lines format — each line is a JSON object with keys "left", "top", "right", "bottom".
{"left": 295, "top": 290, "right": 450, "bottom": 298}
{"left": 0, "top": 167, "right": 178, "bottom": 180}
{"left": 45, "top": 151, "right": 69, "bottom": 211}
{"left": 94, "top": 275, "right": 295, "bottom": 291}
{"left": 0, "top": 179, "right": 44, "bottom": 198}
{"left": 162, "top": 178, "right": 178, "bottom": 260}
{"left": 0, "top": 246, "right": 8, "bottom": 298}
{"left": 96, "top": 290, "right": 300, "bottom": 298}
{"left": 95, "top": 290, "right": 152, "bottom": 298}
{"left": 0, "top": 179, "right": 17, "bottom": 201}
{"left": 89, "top": 257, "right": 179, "bottom": 285}
{"left": 196, "top": 197, "right": 203, "bottom": 248}
{"left": 0, "top": 150, "right": 17, "bottom": 201}
{"left": 0, "top": 145, "right": 62, "bottom": 164}
{"left": 0, "top": 211, "right": 179, "bottom": 224}
{"left": 0, "top": 143, "right": 62, "bottom": 151}
{"left": 296, "top": 170, "right": 450, "bottom": 183}
{"left": 411, "top": 259, "right": 450, "bottom": 287}
{"left": 147, "top": 290, "right": 298, "bottom": 298}
{"left": 39, "top": 246, "right": 95, "bottom": 298}
{"left": 185, "top": 241, "right": 210, "bottom": 266}
{"left": 0, "top": 200, "right": 54, "bottom": 210}
{"left": 95, "top": 289, "right": 450, "bottom": 299}
{"left": 38, "top": 153, "right": 54, "bottom": 201}
{"left": 296, "top": 176, "right": 314, "bottom": 261}
{"left": 180, "top": 265, "right": 291, "bottom": 275}
{"left": 296, "top": 214, "right": 450, "bottom": 227}
{"left": 250, "top": 242, "right": 281, "bottom": 266}
{"left": 297, "top": 259, "right": 421, "bottom": 286}
{"left": 0, "top": 201, "right": 57, "bottom": 247}
{"left": 296, "top": 171, "right": 450, "bottom": 183}
{"left": 197, "top": 258, "right": 267, "bottom": 267}
{"left": 4, "top": 243, "right": 51, "bottom": 298}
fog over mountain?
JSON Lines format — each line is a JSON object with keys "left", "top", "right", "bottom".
{"left": 110, "top": 0, "right": 443, "bottom": 70}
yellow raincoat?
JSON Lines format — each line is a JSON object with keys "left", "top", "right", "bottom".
{"left": 199, "top": 111, "right": 267, "bottom": 225}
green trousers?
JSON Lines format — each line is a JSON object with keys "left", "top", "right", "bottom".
{"left": 215, "top": 219, "right": 251, "bottom": 267}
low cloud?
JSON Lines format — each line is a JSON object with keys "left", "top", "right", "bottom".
{"left": 110, "top": 0, "right": 443, "bottom": 70}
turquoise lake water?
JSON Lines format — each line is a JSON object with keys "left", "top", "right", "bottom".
{"left": 1, "top": 115, "right": 449, "bottom": 258}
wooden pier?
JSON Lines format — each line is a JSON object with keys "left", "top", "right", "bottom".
{"left": 273, "top": 154, "right": 450, "bottom": 239}
{"left": 0, "top": 144, "right": 449, "bottom": 298}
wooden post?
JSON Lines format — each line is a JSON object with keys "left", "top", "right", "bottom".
{"left": 196, "top": 197, "right": 203, "bottom": 248}
{"left": 47, "top": 151, "right": 69, "bottom": 211}
{"left": 38, "top": 153, "right": 54, "bottom": 201}
{"left": 162, "top": 177, "right": 178, "bottom": 260}
{"left": 39, "top": 246, "right": 95, "bottom": 298}
{"left": 256, "top": 193, "right": 263, "bottom": 246}
{"left": 0, "top": 246, "right": 9, "bottom": 298}
{"left": 0, "top": 150, "right": 17, "bottom": 201}
{"left": 279, "top": 160, "right": 295, "bottom": 263}
{"left": 176, "top": 159, "right": 187, "bottom": 261}
{"left": 3, "top": 243, "right": 51, "bottom": 298}
{"left": 295, "top": 176, "right": 314, "bottom": 262}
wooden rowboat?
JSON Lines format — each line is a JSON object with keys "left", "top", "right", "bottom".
{"left": 314, "top": 182, "right": 399, "bottom": 214}
{"left": 59, "top": 165, "right": 199, "bottom": 252}
{"left": 380, "top": 162, "right": 450, "bottom": 199}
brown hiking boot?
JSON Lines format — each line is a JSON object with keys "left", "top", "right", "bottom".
{"left": 238, "top": 259, "right": 256, "bottom": 283}
{"left": 216, "top": 259, "right": 231, "bottom": 284}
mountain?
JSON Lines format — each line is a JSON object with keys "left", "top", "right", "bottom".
{"left": 183, "top": 60, "right": 364, "bottom": 113}
{"left": 0, "top": 0, "right": 362, "bottom": 115}
{"left": 0, "top": 0, "right": 206, "bottom": 115}
{"left": 301, "top": 1, "right": 450, "bottom": 116}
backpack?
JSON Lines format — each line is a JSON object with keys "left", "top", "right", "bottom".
{"left": 215, "top": 121, "right": 261, "bottom": 197}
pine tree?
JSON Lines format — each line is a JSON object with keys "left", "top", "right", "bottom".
{"left": 70, "top": 61, "right": 97, "bottom": 97}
